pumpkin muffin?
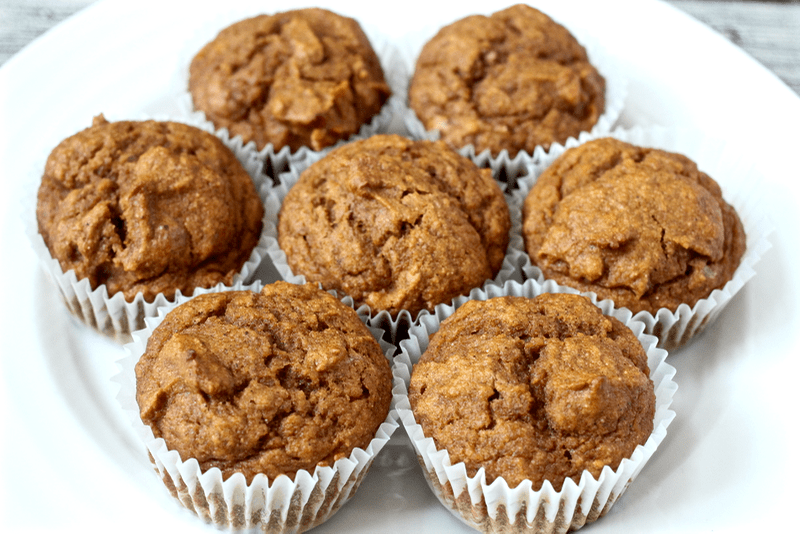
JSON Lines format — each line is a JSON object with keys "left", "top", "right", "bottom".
{"left": 408, "top": 292, "right": 655, "bottom": 491}
{"left": 189, "top": 8, "right": 391, "bottom": 152}
{"left": 36, "top": 115, "right": 264, "bottom": 304}
{"left": 135, "top": 281, "right": 393, "bottom": 484}
{"left": 522, "top": 137, "right": 747, "bottom": 315}
{"left": 408, "top": 4, "right": 605, "bottom": 158}
{"left": 277, "top": 134, "right": 511, "bottom": 317}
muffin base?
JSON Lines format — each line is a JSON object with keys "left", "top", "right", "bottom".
{"left": 26, "top": 116, "right": 272, "bottom": 344}
{"left": 114, "top": 282, "right": 401, "bottom": 533}
{"left": 513, "top": 126, "right": 773, "bottom": 351}
{"left": 263, "top": 151, "right": 528, "bottom": 345}
{"left": 399, "top": 27, "right": 627, "bottom": 190}
{"left": 393, "top": 279, "right": 677, "bottom": 533}
{"left": 176, "top": 9, "right": 409, "bottom": 177}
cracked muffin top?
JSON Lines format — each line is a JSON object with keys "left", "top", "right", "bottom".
{"left": 36, "top": 115, "right": 264, "bottom": 303}
{"left": 409, "top": 292, "right": 655, "bottom": 491}
{"left": 277, "top": 134, "right": 511, "bottom": 317}
{"left": 408, "top": 4, "right": 605, "bottom": 158}
{"left": 522, "top": 137, "right": 747, "bottom": 315}
{"left": 135, "top": 281, "right": 393, "bottom": 483}
{"left": 189, "top": 8, "right": 391, "bottom": 152}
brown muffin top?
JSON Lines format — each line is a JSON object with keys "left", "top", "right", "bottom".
{"left": 409, "top": 293, "right": 655, "bottom": 491}
{"left": 408, "top": 4, "right": 605, "bottom": 158}
{"left": 36, "top": 115, "right": 264, "bottom": 303}
{"left": 522, "top": 137, "right": 747, "bottom": 315}
{"left": 135, "top": 281, "right": 393, "bottom": 483}
{"left": 189, "top": 8, "right": 391, "bottom": 152}
{"left": 277, "top": 134, "right": 511, "bottom": 317}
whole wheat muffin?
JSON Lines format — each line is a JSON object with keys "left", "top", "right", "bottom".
{"left": 135, "top": 281, "right": 393, "bottom": 483}
{"left": 522, "top": 137, "right": 747, "bottom": 315}
{"left": 189, "top": 8, "right": 391, "bottom": 152}
{"left": 36, "top": 115, "right": 264, "bottom": 303}
{"left": 408, "top": 4, "right": 605, "bottom": 158}
{"left": 278, "top": 134, "right": 511, "bottom": 317}
{"left": 408, "top": 292, "right": 655, "bottom": 491}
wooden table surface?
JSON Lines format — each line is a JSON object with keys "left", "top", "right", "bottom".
{"left": 2, "top": 0, "right": 799, "bottom": 95}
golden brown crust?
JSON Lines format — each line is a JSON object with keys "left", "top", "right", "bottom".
{"left": 189, "top": 8, "right": 390, "bottom": 152}
{"left": 36, "top": 115, "right": 264, "bottom": 302}
{"left": 408, "top": 4, "right": 605, "bottom": 157}
{"left": 408, "top": 293, "right": 654, "bottom": 491}
{"left": 135, "top": 282, "right": 392, "bottom": 483}
{"left": 522, "top": 137, "right": 747, "bottom": 314}
{"left": 277, "top": 134, "right": 511, "bottom": 316}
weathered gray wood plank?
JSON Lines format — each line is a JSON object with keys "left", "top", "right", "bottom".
{"left": 0, "top": 0, "right": 94, "bottom": 64}
{"left": 668, "top": 0, "right": 800, "bottom": 93}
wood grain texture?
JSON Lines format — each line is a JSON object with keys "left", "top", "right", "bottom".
{"left": 1, "top": 0, "right": 798, "bottom": 95}
{"left": 0, "top": 0, "right": 93, "bottom": 63}
{"left": 669, "top": 0, "right": 800, "bottom": 93}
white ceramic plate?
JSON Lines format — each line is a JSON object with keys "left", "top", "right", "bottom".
{"left": 2, "top": 1, "right": 799, "bottom": 533}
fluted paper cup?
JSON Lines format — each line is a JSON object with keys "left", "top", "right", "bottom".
{"left": 399, "top": 18, "right": 627, "bottom": 190}
{"left": 512, "top": 126, "right": 773, "bottom": 351}
{"left": 393, "top": 278, "right": 677, "bottom": 533}
{"left": 262, "top": 144, "right": 528, "bottom": 344}
{"left": 25, "top": 115, "right": 271, "bottom": 343}
{"left": 174, "top": 7, "right": 408, "bottom": 180}
{"left": 114, "top": 281, "right": 401, "bottom": 533}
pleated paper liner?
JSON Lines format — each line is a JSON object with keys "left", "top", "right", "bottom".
{"left": 511, "top": 126, "right": 773, "bottom": 351}
{"left": 261, "top": 147, "right": 528, "bottom": 345}
{"left": 113, "top": 280, "right": 402, "bottom": 533}
{"left": 172, "top": 7, "right": 409, "bottom": 183}
{"left": 25, "top": 114, "right": 272, "bottom": 343}
{"left": 393, "top": 278, "right": 677, "bottom": 533}
{"left": 397, "top": 21, "right": 627, "bottom": 191}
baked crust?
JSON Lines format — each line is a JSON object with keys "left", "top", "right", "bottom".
{"left": 36, "top": 115, "right": 264, "bottom": 302}
{"left": 189, "top": 8, "right": 390, "bottom": 152}
{"left": 409, "top": 4, "right": 605, "bottom": 157}
{"left": 135, "top": 282, "right": 393, "bottom": 483}
{"left": 278, "top": 134, "right": 511, "bottom": 316}
{"left": 409, "top": 293, "right": 655, "bottom": 491}
{"left": 522, "top": 137, "right": 747, "bottom": 314}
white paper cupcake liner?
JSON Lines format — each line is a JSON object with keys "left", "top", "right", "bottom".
{"left": 393, "top": 278, "right": 677, "bottom": 533}
{"left": 512, "top": 125, "right": 774, "bottom": 351}
{"left": 173, "top": 8, "right": 408, "bottom": 180}
{"left": 24, "top": 114, "right": 273, "bottom": 343}
{"left": 397, "top": 20, "right": 627, "bottom": 187}
{"left": 113, "top": 281, "right": 401, "bottom": 533}
{"left": 262, "top": 150, "right": 528, "bottom": 344}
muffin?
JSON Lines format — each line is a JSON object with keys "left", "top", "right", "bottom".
{"left": 522, "top": 137, "right": 746, "bottom": 320}
{"left": 34, "top": 115, "right": 266, "bottom": 340}
{"left": 189, "top": 8, "right": 391, "bottom": 153}
{"left": 277, "top": 134, "right": 512, "bottom": 318}
{"left": 37, "top": 115, "right": 265, "bottom": 303}
{"left": 410, "top": 292, "right": 654, "bottom": 491}
{"left": 395, "top": 280, "right": 676, "bottom": 533}
{"left": 130, "top": 281, "right": 396, "bottom": 531}
{"left": 408, "top": 4, "right": 606, "bottom": 158}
